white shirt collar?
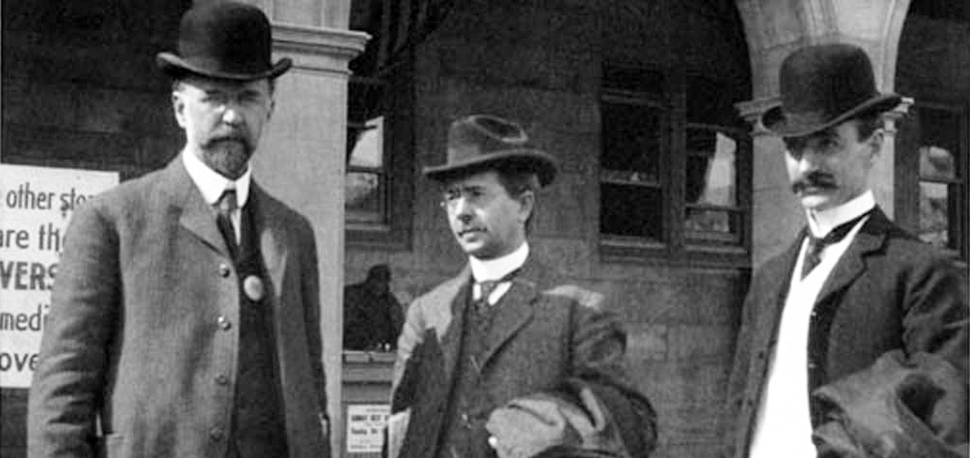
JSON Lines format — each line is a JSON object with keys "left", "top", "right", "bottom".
{"left": 182, "top": 149, "right": 252, "bottom": 207}
{"left": 469, "top": 242, "right": 529, "bottom": 282}
{"left": 806, "top": 190, "right": 875, "bottom": 238}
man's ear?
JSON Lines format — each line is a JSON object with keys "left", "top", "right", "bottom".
{"left": 172, "top": 90, "right": 187, "bottom": 128}
{"left": 517, "top": 190, "right": 535, "bottom": 223}
{"left": 867, "top": 128, "right": 885, "bottom": 162}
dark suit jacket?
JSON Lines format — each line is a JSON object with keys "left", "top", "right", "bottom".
{"left": 389, "top": 255, "right": 656, "bottom": 458}
{"left": 724, "top": 208, "right": 968, "bottom": 458}
{"left": 27, "top": 157, "right": 329, "bottom": 458}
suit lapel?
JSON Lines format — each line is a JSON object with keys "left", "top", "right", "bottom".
{"left": 438, "top": 271, "right": 472, "bottom": 385}
{"left": 171, "top": 159, "right": 232, "bottom": 258}
{"left": 479, "top": 278, "right": 537, "bottom": 367}
{"left": 251, "top": 185, "right": 288, "bottom": 302}
{"left": 815, "top": 208, "right": 888, "bottom": 306}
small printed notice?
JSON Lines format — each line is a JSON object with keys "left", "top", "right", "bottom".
{"left": 346, "top": 404, "right": 390, "bottom": 454}
{"left": 0, "top": 164, "right": 118, "bottom": 388}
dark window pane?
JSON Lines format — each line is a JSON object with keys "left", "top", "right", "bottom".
{"left": 603, "top": 65, "right": 664, "bottom": 96}
{"left": 601, "top": 102, "right": 663, "bottom": 180}
{"left": 920, "top": 107, "right": 962, "bottom": 159}
{"left": 687, "top": 75, "right": 732, "bottom": 125}
{"left": 600, "top": 183, "right": 663, "bottom": 240}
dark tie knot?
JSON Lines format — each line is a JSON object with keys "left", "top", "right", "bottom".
{"left": 477, "top": 280, "right": 500, "bottom": 302}
{"left": 802, "top": 210, "right": 871, "bottom": 278}
{"left": 808, "top": 213, "right": 868, "bottom": 253}
{"left": 473, "top": 269, "right": 520, "bottom": 308}
{"left": 218, "top": 189, "right": 238, "bottom": 215}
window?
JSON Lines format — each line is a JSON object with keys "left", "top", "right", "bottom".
{"left": 344, "top": 65, "right": 413, "bottom": 249}
{"left": 599, "top": 64, "right": 751, "bottom": 265}
{"left": 915, "top": 103, "right": 968, "bottom": 260}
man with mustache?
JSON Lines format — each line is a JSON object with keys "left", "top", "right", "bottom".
{"left": 388, "top": 115, "right": 657, "bottom": 458}
{"left": 724, "top": 44, "right": 968, "bottom": 458}
{"left": 28, "top": 3, "right": 331, "bottom": 458}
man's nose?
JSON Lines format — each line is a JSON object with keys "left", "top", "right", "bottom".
{"left": 220, "top": 103, "right": 242, "bottom": 125}
{"left": 791, "top": 147, "right": 821, "bottom": 172}
{"left": 452, "top": 199, "right": 474, "bottom": 222}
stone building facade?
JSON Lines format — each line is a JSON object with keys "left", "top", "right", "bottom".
{"left": 2, "top": 1, "right": 967, "bottom": 457}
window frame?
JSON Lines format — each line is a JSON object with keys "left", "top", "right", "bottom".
{"left": 597, "top": 63, "right": 752, "bottom": 267}
{"left": 344, "top": 59, "right": 415, "bottom": 250}
{"left": 896, "top": 99, "right": 969, "bottom": 263}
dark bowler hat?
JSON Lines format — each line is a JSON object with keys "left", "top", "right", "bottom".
{"left": 156, "top": 1, "right": 291, "bottom": 81}
{"left": 424, "top": 115, "right": 559, "bottom": 187}
{"left": 762, "top": 43, "right": 901, "bottom": 137}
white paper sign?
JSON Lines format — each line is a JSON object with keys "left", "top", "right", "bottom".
{"left": 0, "top": 165, "right": 118, "bottom": 388}
{"left": 346, "top": 404, "right": 390, "bottom": 454}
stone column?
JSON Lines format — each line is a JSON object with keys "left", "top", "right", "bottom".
{"left": 241, "top": 0, "right": 368, "bottom": 454}
{"left": 734, "top": 0, "right": 912, "bottom": 266}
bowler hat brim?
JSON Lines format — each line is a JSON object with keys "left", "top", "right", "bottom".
{"left": 423, "top": 149, "right": 559, "bottom": 187}
{"left": 156, "top": 52, "right": 292, "bottom": 81}
{"left": 762, "top": 93, "right": 902, "bottom": 138}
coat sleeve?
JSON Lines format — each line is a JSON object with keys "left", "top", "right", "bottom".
{"left": 28, "top": 201, "right": 120, "bottom": 458}
{"left": 297, "top": 217, "right": 329, "bottom": 437}
{"left": 720, "top": 268, "right": 766, "bottom": 458}
{"left": 568, "top": 287, "right": 658, "bottom": 458}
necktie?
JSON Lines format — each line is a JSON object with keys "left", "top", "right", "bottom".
{"left": 216, "top": 188, "right": 238, "bottom": 257}
{"left": 473, "top": 269, "right": 520, "bottom": 314}
{"left": 801, "top": 211, "right": 870, "bottom": 278}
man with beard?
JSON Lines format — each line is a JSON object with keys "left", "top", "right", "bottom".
{"left": 28, "top": 3, "right": 331, "bottom": 458}
{"left": 724, "top": 43, "right": 968, "bottom": 458}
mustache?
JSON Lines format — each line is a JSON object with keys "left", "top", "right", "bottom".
{"left": 791, "top": 172, "right": 837, "bottom": 193}
{"left": 207, "top": 133, "right": 248, "bottom": 143}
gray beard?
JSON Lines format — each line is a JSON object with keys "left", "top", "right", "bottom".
{"left": 202, "top": 139, "right": 252, "bottom": 179}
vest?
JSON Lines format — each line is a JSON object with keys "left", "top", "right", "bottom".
{"left": 229, "top": 201, "right": 288, "bottom": 458}
{"left": 436, "top": 288, "right": 500, "bottom": 458}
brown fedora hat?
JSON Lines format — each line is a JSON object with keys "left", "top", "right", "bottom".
{"left": 156, "top": 1, "right": 291, "bottom": 81}
{"left": 762, "top": 43, "right": 901, "bottom": 137}
{"left": 424, "top": 114, "right": 559, "bottom": 187}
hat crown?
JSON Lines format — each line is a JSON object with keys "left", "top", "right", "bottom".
{"left": 448, "top": 115, "right": 531, "bottom": 161}
{"left": 779, "top": 44, "right": 879, "bottom": 119}
{"left": 423, "top": 114, "right": 559, "bottom": 186}
{"left": 761, "top": 43, "right": 900, "bottom": 137}
{"left": 179, "top": 2, "right": 272, "bottom": 75}
{"left": 157, "top": 1, "right": 291, "bottom": 80}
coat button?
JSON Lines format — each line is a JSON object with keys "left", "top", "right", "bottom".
{"left": 756, "top": 350, "right": 766, "bottom": 360}
{"left": 217, "top": 316, "right": 231, "bottom": 330}
{"left": 209, "top": 427, "right": 224, "bottom": 441}
{"left": 219, "top": 263, "right": 231, "bottom": 277}
{"left": 215, "top": 375, "right": 229, "bottom": 385}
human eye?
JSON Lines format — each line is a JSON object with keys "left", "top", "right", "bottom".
{"left": 467, "top": 187, "right": 487, "bottom": 201}
{"left": 240, "top": 91, "right": 266, "bottom": 105}
{"left": 202, "top": 91, "right": 226, "bottom": 105}
{"left": 443, "top": 189, "right": 461, "bottom": 202}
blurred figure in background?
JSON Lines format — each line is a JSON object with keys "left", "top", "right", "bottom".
{"left": 344, "top": 264, "right": 405, "bottom": 351}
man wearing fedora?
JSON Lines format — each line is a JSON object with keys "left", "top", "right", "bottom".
{"left": 28, "top": 2, "right": 330, "bottom": 458}
{"left": 724, "top": 43, "right": 968, "bottom": 458}
{"left": 387, "top": 114, "right": 657, "bottom": 458}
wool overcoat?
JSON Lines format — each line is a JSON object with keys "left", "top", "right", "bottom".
{"left": 28, "top": 157, "right": 329, "bottom": 458}
{"left": 389, "top": 255, "right": 657, "bottom": 458}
